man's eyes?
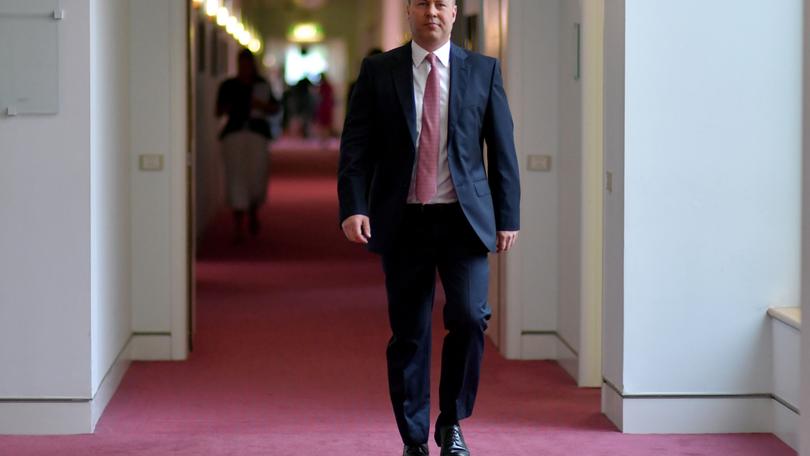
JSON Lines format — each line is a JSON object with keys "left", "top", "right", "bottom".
{"left": 416, "top": 1, "right": 448, "bottom": 8}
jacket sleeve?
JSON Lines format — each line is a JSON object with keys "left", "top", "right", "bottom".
{"left": 483, "top": 59, "right": 521, "bottom": 231}
{"left": 338, "top": 58, "right": 376, "bottom": 224}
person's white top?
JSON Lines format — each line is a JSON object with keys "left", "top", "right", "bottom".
{"left": 407, "top": 40, "right": 458, "bottom": 204}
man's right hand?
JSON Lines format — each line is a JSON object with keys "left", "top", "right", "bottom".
{"left": 341, "top": 215, "right": 371, "bottom": 244}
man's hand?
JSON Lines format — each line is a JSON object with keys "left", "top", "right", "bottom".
{"left": 341, "top": 215, "right": 371, "bottom": 244}
{"left": 496, "top": 231, "right": 519, "bottom": 253}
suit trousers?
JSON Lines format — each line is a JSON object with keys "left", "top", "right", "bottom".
{"left": 381, "top": 203, "right": 491, "bottom": 446}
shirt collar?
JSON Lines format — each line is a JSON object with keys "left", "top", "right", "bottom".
{"left": 411, "top": 40, "right": 451, "bottom": 68}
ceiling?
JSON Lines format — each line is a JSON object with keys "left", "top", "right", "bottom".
{"left": 240, "top": 0, "right": 378, "bottom": 39}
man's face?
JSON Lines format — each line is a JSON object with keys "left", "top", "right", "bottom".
{"left": 407, "top": 0, "right": 457, "bottom": 51}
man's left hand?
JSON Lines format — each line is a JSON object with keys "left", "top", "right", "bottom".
{"left": 496, "top": 231, "right": 519, "bottom": 253}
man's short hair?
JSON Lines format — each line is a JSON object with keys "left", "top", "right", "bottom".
{"left": 405, "top": 0, "right": 456, "bottom": 4}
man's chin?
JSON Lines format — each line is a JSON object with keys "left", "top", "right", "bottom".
{"left": 416, "top": 33, "right": 444, "bottom": 46}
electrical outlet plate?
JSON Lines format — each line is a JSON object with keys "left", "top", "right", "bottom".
{"left": 139, "top": 154, "right": 164, "bottom": 171}
{"left": 527, "top": 154, "right": 552, "bottom": 172}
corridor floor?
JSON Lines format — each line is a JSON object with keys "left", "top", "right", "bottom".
{"left": 0, "top": 138, "right": 796, "bottom": 455}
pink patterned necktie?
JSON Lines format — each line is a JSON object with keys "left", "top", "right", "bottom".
{"left": 415, "top": 53, "right": 440, "bottom": 204}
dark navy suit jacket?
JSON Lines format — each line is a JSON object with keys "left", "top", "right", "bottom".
{"left": 338, "top": 42, "right": 520, "bottom": 254}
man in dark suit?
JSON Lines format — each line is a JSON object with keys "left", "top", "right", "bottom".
{"left": 338, "top": 1, "right": 520, "bottom": 454}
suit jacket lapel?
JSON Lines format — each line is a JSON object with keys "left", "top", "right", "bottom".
{"left": 448, "top": 44, "right": 470, "bottom": 149}
{"left": 392, "top": 43, "right": 417, "bottom": 149}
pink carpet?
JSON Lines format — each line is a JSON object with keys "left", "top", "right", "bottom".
{"left": 0, "top": 140, "right": 796, "bottom": 455}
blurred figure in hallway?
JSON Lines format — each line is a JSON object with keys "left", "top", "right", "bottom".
{"left": 315, "top": 72, "right": 336, "bottom": 142}
{"left": 216, "top": 48, "right": 280, "bottom": 243}
{"left": 283, "top": 77, "right": 316, "bottom": 138}
{"left": 266, "top": 64, "right": 286, "bottom": 141}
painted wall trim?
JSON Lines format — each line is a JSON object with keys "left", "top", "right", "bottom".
{"left": 601, "top": 382, "right": 623, "bottom": 430}
{"left": 168, "top": 0, "right": 189, "bottom": 361}
{"left": 0, "top": 402, "right": 92, "bottom": 435}
{"left": 0, "top": 334, "right": 134, "bottom": 434}
{"left": 800, "top": 0, "right": 810, "bottom": 453}
{"left": 773, "top": 398, "right": 799, "bottom": 450}
{"left": 603, "top": 378, "right": 799, "bottom": 412}
{"left": 131, "top": 333, "right": 173, "bottom": 360}
{"left": 603, "top": 386, "right": 770, "bottom": 434}
{"left": 577, "top": 0, "right": 605, "bottom": 390}
{"left": 522, "top": 330, "right": 579, "bottom": 356}
{"left": 519, "top": 331, "right": 578, "bottom": 369}
{"left": 90, "top": 342, "right": 130, "bottom": 430}
{"left": 602, "top": 379, "right": 799, "bottom": 448}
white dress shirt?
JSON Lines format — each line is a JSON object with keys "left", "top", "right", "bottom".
{"left": 407, "top": 40, "right": 458, "bottom": 204}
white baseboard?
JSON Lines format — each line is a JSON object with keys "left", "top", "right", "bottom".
{"left": 0, "top": 334, "right": 139, "bottom": 434}
{"left": 773, "top": 400, "right": 799, "bottom": 450}
{"left": 556, "top": 338, "right": 578, "bottom": 381}
{"left": 129, "top": 333, "right": 173, "bottom": 360}
{"left": 601, "top": 383, "right": 623, "bottom": 430}
{"left": 0, "top": 401, "right": 92, "bottom": 434}
{"left": 91, "top": 349, "right": 131, "bottom": 430}
{"left": 521, "top": 332, "right": 579, "bottom": 382}
{"left": 622, "top": 396, "right": 772, "bottom": 433}
{"left": 602, "top": 381, "right": 798, "bottom": 439}
{"left": 768, "top": 310, "right": 801, "bottom": 450}
{"left": 520, "top": 332, "right": 578, "bottom": 357}
{"left": 520, "top": 333, "right": 558, "bottom": 359}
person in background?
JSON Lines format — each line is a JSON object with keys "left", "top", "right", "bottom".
{"left": 283, "top": 77, "right": 316, "bottom": 138}
{"left": 315, "top": 72, "right": 335, "bottom": 141}
{"left": 216, "top": 48, "right": 279, "bottom": 243}
{"left": 266, "top": 64, "right": 286, "bottom": 141}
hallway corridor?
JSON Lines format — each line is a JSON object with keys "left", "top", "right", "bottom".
{"left": 0, "top": 140, "right": 796, "bottom": 455}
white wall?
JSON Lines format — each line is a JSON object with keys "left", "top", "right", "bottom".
{"left": 89, "top": 0, "right": 132, "bottom": 395}
{"left": 498, "top": 1, "right": 602, "bottom": 380}
{"left": 557, "top": 0, "right": 583, "bottom": 375}
{"left": 129, "top": 0, "right": 188, "bottom": 360}
{"left": 622, "top": 0, "right": 801, "bottom": 394}
{"left": 800, "top": 0, "right": 810, "bottom": 452}
{"left": 601, "top": 0, "right": 625, "bottom": 395}
{"left": 501, "top": 0, "right": 561, "bottom": 359}
{"left": 603, "top": 0, "right": 803, "bottom": 433}
{"left": 577, "top": 0, "right": 604, "bottom": 388}
{"left": 0, "top": 0, "right": 92, "bottom": 399}
{"left": 0, "top": 0, "right": 135, "bottom": 433}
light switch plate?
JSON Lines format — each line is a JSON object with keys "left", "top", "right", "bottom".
{"left": 139, "top": 154, "right": 164, "bottom": 171}
{"left": 527, "top": 154, "right": 552, "bottom": 172}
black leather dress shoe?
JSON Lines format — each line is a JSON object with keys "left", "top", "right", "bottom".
{"left": 403, "top": 443, "right": 429, "bottom": 456}
{"left": 435, "top": 424, "right": 470, "bottom": 456}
